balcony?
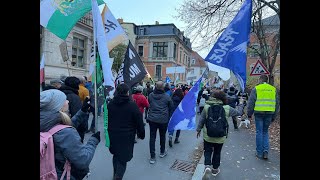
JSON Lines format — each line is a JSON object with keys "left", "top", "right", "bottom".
{"left": 78, "top": 13, "right": 93, "bottom": 27}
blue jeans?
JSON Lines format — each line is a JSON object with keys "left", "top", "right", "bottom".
{"left": 254, "top": 114, "right": 273, "bottom": 157}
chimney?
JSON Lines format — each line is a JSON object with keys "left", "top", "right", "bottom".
{"left": 155, "top": 21, "right": 159, "bottom": 25}
{"left": 117, "top": 18, "right": 123, "bottom": 24}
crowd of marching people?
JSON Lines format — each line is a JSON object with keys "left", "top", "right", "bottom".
{"left": 40, "top": 74, "right": 279, "bottom": 180}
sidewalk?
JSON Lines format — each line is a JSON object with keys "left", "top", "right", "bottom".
{"left": 192, "top": 118, "right": 280, "bottom": 180}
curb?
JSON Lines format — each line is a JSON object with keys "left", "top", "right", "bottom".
{"left": 192, "top": 154, "right": 205, "bottom": 180}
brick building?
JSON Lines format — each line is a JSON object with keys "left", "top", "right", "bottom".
{"left": 120, "top": 21, "right": 193, "bottom": 83}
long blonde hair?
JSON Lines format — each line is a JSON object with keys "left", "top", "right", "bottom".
{"left": 59, "top": 111, "right": 72, "bottom": 125}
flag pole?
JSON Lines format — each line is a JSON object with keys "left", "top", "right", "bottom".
{"left": 92, "top": 1, "right": 98, "bottom": 133}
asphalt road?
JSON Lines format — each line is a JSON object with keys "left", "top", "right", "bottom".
{"left": 84, "top": 113, "right": 203, "bottom": 180}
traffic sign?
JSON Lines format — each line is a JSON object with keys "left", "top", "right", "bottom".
{"left": 249, "top": 60, "right": 270, "bottom": 76}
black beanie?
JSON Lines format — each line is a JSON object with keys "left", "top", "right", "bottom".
{"left": 64, "top": 76, "right": 80, "bottom": 90}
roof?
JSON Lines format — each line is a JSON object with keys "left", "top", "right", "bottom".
{"left": 260, "top": 15, "right": 279, "bottom": 26}
{"left": 191, "top": 51, "right": 207, "bottom": 67}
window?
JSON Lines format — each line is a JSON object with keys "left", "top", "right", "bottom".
{"left": 200, "top": 70, "right": 203, "bottom": 75}
{"left": 173, "top": 43, "right": 177, "bottom": 59}
{"left": 192, "top": 59, "right": 196, "bottom": 64}
{"left": 179, "top": 50, "right": 182, "bottom": 62}
{"left": 72, "top": 36, "right": 86, "bottom": 68}
{"left": 138, "top": 46, "right": 143, "bottom": 57}
{"left": 152, "top": 42, "right": 168, "bottom": 57}
{"left": 190, "top": 69, "right": 194, "bottom": 75}
{"left": 139, "top": 28, "right": 145, "bottom": 35}
{"left": 155, "top": 65, "right": 162, "bottom": 79}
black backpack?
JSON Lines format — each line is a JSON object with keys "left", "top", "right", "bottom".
{"left": 205, "top": 105, "right": 229, "bottom": 138}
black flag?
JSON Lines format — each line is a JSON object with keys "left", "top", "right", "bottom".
{"left": 115, "top": 41, "right": 147, "bottom": 88}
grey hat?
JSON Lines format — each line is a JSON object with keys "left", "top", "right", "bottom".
{"left": 136, "top": 85, "right": 144, "bottom": 92}
{"left": 50, "top": 79, "right": 63, "bottom": 84}
{"left": 40, "top": 89, "right": 67, "bottom": 112}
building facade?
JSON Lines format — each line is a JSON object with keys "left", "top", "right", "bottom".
{"left": 186, "top": 51, "right": 208, "bottom": 85}
{"left": 40, "top": 13, "right": 94, "bottom": 83}
{"left": 120, "top": 21, "right": 193, "bottom": 84}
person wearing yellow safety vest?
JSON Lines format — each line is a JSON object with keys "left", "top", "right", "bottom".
{"left": 247, "top": 75, "right": 280, "bottom": 160}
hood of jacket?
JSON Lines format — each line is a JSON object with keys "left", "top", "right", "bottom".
{"left": 112, "top": 94, "right": 130, "bottom": 105}
{"left": 205, "top": 97, "right": 224, "bottom": 106}
{"left": 40, "top": 111, "right": 61, "bottom": 132}
{"left": 150, "top": 89, "right": 166, "bottom": 100}
{"left": 59, "top": 85, "right": 79, "bottom": 95}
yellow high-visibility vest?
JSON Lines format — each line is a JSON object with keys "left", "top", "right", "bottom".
{"left": 254, "top": 83, "right": 276, "bottom": 112}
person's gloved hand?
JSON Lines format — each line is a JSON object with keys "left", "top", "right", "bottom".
{"left": 81, "top": 96, "right": 91, "bottom": 112}
{"left": 91, "top": 131, "right": 101, "bottom": 142}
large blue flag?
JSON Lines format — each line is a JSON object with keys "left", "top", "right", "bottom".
{"left": 168, "top": 77, "right": 202, "bottom": 132}
{"left": 204, "top": 0, "right": 252, "bottom": 91}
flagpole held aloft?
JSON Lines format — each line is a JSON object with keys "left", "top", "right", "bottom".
{"left": 91, "top": 0, "right": 98, "bottom": 133}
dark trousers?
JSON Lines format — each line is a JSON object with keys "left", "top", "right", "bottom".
{"left": 149, "top": 121, "right": 168, "bottom": 158}
{"left": 203, "top": 140, "right": 224, "bottom": 169}
{"left": 168, "top": 130, "right": 180, "bottom": 138}
{"left": 232, "top": 116, "right": 238, "bottom": 129}
{"left": 112, "top": 155, "right": 127, "bottom": 179}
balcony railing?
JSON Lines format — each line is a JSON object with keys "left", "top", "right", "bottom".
{"left": 78, "top": 13, "right": 93, "bottom": 27}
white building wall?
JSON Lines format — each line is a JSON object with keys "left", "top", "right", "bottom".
{"left": 41, "top": 24, "right": 93, "bottom": 83}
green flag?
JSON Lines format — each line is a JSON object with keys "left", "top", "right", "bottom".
{"left": 96, "top": 53, "right": 110, "bottom": 147}
{"left": 40, "top": 0, "right": 105, "bottom": 40}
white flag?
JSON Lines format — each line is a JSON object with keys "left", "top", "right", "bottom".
{"left": 102, "top": 4, "right": 127, "bottom": 51}
{"left": 91, "top": 0, "right": 115, "bottom": 89}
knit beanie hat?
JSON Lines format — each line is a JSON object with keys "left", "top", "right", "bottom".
{"left": 40, "top": 89, "right": 66, "bottom": 112}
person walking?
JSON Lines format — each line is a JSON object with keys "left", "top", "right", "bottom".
{"left": 147, "top": 81, "right": 174, "bottom": 164}
{"left": 132, "top": 85, "right": 149, "bottom": 124}
{"left": 226, "top": 86, "right": 240, "bottom": 130}
{"left": 247, "top": 75, "right": 280, "bottom": 160}
{"left": 40, "top": 89, "right": 100, "bottom": 180}
{"left": 168, "top": 88, "right": 184, "bottom": 147}
{"left": 197, "top": 90, "right": 244, "bottom": 177}
{"left": 108, "top": 84, "right": 145, "bottom": 180}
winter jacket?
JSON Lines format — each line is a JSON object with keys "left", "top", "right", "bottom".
{"left": 108, "top": 95, "right": 145, "bottom": 162}
{"left": 197, "top": 98, "right": 244, "bottom": 144}
{"left": 59, "top": 85, "right": 86, "bottom": 141}
{"left": 40, "top": 110, "right": 99, "bottom": 180}
{"left": 171, "top": 95, "right": 182, "bottom": 112}
{"left": 147, "top": 89, "right": 174, "bottom": 124}
{"left": 132, "top": 92, "right": 149, "bottom": 113}
{"left": 59, "top": 85, "right": 82, "bottom": 117}
{"left": 226, "top": 93, "right": 239, "bottom": 108}
{"left": 247, "top": 84, "right": 280, "bottom": 120}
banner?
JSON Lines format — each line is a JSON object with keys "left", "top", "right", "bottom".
{"left": 204, "top": 0, "right": 252, "bottom": 91}
{"left": 40, "top": 0, "right": 104, "bottom": 39}
{"left": 115, "top": 41, "right": 147, "bottom": 88}
{"left": 168, "top": 77, "right": 202, "bottom": 132}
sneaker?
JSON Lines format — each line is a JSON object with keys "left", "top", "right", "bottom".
{"left": 169, "top": 136, "right": 173, "bottom": 147}
{"left": 255, "top": 153, "right": 263, "bottom": 159}
{"left": 263, "top": 151, "right": 268, "bottom": 159}
{"left": 159, "top": 151, "right": 167, "bottom": 158}
{"left": 174, "top": 138, "right": 180, "bottom": 144}
{"left": 149, "top": 157, "right": 156, "bottom": 164}
{"left": 211, "top": 168, "right": 220, "bottom": 176}
{"left": 202, "top": 166, "right": 212, "bottom": 180}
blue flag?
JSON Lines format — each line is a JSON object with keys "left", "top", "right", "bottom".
{"left": 168, "top": 77, "right": 202, "bottom": 132}
{"left": 166, "top": 76, "right": 171, "bottom": 83}
{"left": 204, "top": 0, "right": 252, "bottom": 91}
